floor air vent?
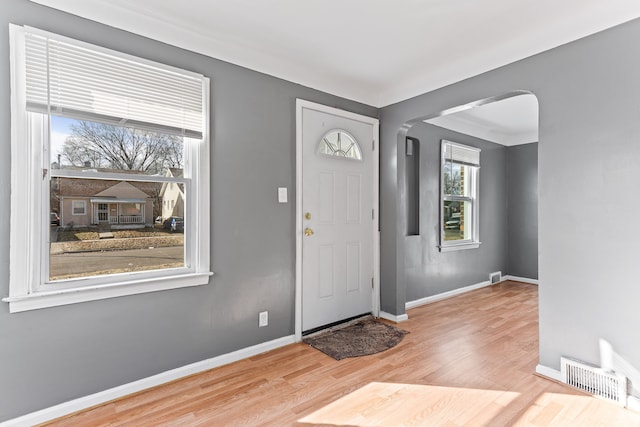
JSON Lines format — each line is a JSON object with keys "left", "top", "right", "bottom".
{"left": 561, "top": 357, "right": 627, "bottom": 406}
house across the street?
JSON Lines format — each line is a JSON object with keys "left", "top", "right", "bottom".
{"left": 160, "top": 168, "right": 184, "bottom": 220}
{"left": 53, "top": 178, "right": 159, "bottom": 229}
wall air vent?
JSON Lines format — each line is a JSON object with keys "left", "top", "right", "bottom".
{"left": 561, "top": 357, "right": 627, "bottom": 406}
{"left": 489, "top": 272, "right": 502, "bottom": 284}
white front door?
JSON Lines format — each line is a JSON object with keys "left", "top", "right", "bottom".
{"left": 298, "top": 100, "right": 379, "bottom": 332}
{"left": 97, "top": 203, "right": 109, "bottom": 223}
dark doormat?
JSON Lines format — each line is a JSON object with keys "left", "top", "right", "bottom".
{"left": 303, "top": 316, "right": 409, "bottom": 360}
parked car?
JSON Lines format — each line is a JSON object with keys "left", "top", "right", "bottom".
{"left": 50, "top": 212, "right": 60, "bottom": 226}
{"left": 163, "top": 216, "right": 184, "bottom": 232}
{"left": 444, "top": 213, "right": 460, "bottom": 229}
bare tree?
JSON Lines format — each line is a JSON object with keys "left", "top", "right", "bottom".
{"left": 443, "top": 162, "right": 461, "bottom": 195}
{"left": 61, "top": 121, "right": 183, "bottom": 173}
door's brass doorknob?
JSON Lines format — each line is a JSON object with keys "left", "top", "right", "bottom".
{"left": 304, "top": 227, "right": 314, "bottom": 237}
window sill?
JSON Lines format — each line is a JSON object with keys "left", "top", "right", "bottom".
{"left": 438, "top": 242, "right": 481, "bottom": 252}
{"left": 2, "top": 272, "right": 213, "bottom": 313}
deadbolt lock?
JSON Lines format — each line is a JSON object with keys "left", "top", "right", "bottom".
{"left": 304, "top": 212, "right": 311, "bottom": 220}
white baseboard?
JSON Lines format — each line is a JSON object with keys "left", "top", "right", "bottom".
{"left": 627, "top": 395, "right": 640, "bottom": 413}
{"left": 405, "top": 280, "right": 491, "bottom": 310}
{"left": 379, "top": 311, "right": 409, "bottom": 323}
{"left": 535, "top": 364, "right": 562, "bottom": 382}
{"left": 0, "top": 335, "right": 297, "bottom": 427}
{"left": 503, "top": 275, "right": 539, "bottom": 285}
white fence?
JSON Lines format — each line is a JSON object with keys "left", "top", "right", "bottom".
{"left": 107, "top": 215, "right": 144, "bottom": 224}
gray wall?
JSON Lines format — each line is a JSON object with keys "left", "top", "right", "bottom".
{"left": 379, "top": 16, "right": 640, "bottom": 393}
{"left": 506, "top": 143, "right": 538, "bottom": 279}
{"left": 0, "top": 0, "right": 377, "bottom": 421}
{"left": 404, "top": 123, "right": 508, "bottom": 302}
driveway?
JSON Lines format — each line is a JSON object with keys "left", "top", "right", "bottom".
{"left": 50, "top": 225, "right": 59, "bottom": 244}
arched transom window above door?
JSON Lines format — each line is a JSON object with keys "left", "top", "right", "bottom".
{"left": 318, "top": 129, "right": 363, "bottom": 160}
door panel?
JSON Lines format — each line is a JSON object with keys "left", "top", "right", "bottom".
{"left": 346, "top": 242, "right": 361, "bottom": 293}
{"left": 346, "top": 174, "right": 361, "bottom": 224}
{"left": 318, "top": 172, "right": 335, "bottom": 224}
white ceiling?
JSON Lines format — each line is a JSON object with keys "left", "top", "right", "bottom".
{"left": 425, "top": 94, "right": 539, "bottom": 146}
{"left": 29, "top": 0, "right": 640, "bottom": 108}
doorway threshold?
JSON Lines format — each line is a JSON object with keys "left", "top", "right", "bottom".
{"left": 302, "top": 312, "right": 371, "bottom": 337}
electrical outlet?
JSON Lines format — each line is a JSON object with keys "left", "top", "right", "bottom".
{"left": 259, "top": 311, "right": 268, "bottom": 327}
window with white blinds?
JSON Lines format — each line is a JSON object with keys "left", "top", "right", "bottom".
{"left": 443, "top": 140, "right": 481, "bottom": 167}
{"left": 6, "top": 24, "right": 212, "bottom": 313}
{"left": 23, "top": 27, "right": 205, "bottom": 138}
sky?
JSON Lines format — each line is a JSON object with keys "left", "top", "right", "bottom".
{"left": 50, "top": 115, "right": 76, "bottom": 164}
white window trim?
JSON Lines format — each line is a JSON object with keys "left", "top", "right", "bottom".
{"left": 71, "top": 200, "right": 87, "bottom": 215}
{"left": 439, "top": 241, "right": 481, "bottom": 252}
{"left": 4, "top": 24, "right": 212, "bottom": 313}
{"left": 439, "top": 140, "right": 481, "bottom": 252}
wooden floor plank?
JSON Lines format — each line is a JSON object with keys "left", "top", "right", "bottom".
{"left": 41, "top": 282, "right": 640, "bottom": 426}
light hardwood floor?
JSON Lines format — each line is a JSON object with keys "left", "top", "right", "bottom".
{"left": 43, "top": 282, "right": 640, "bottom": 426}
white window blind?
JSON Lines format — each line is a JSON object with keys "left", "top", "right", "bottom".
{"left": 24, "top": 27, "right": 205, "bottom": 138}
{"left": 443, "top": 140, "right": 481, "bottom": 166}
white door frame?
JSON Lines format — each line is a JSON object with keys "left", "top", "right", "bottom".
{"left": 295, "top": 99, "right": 380, "bottom": 341}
